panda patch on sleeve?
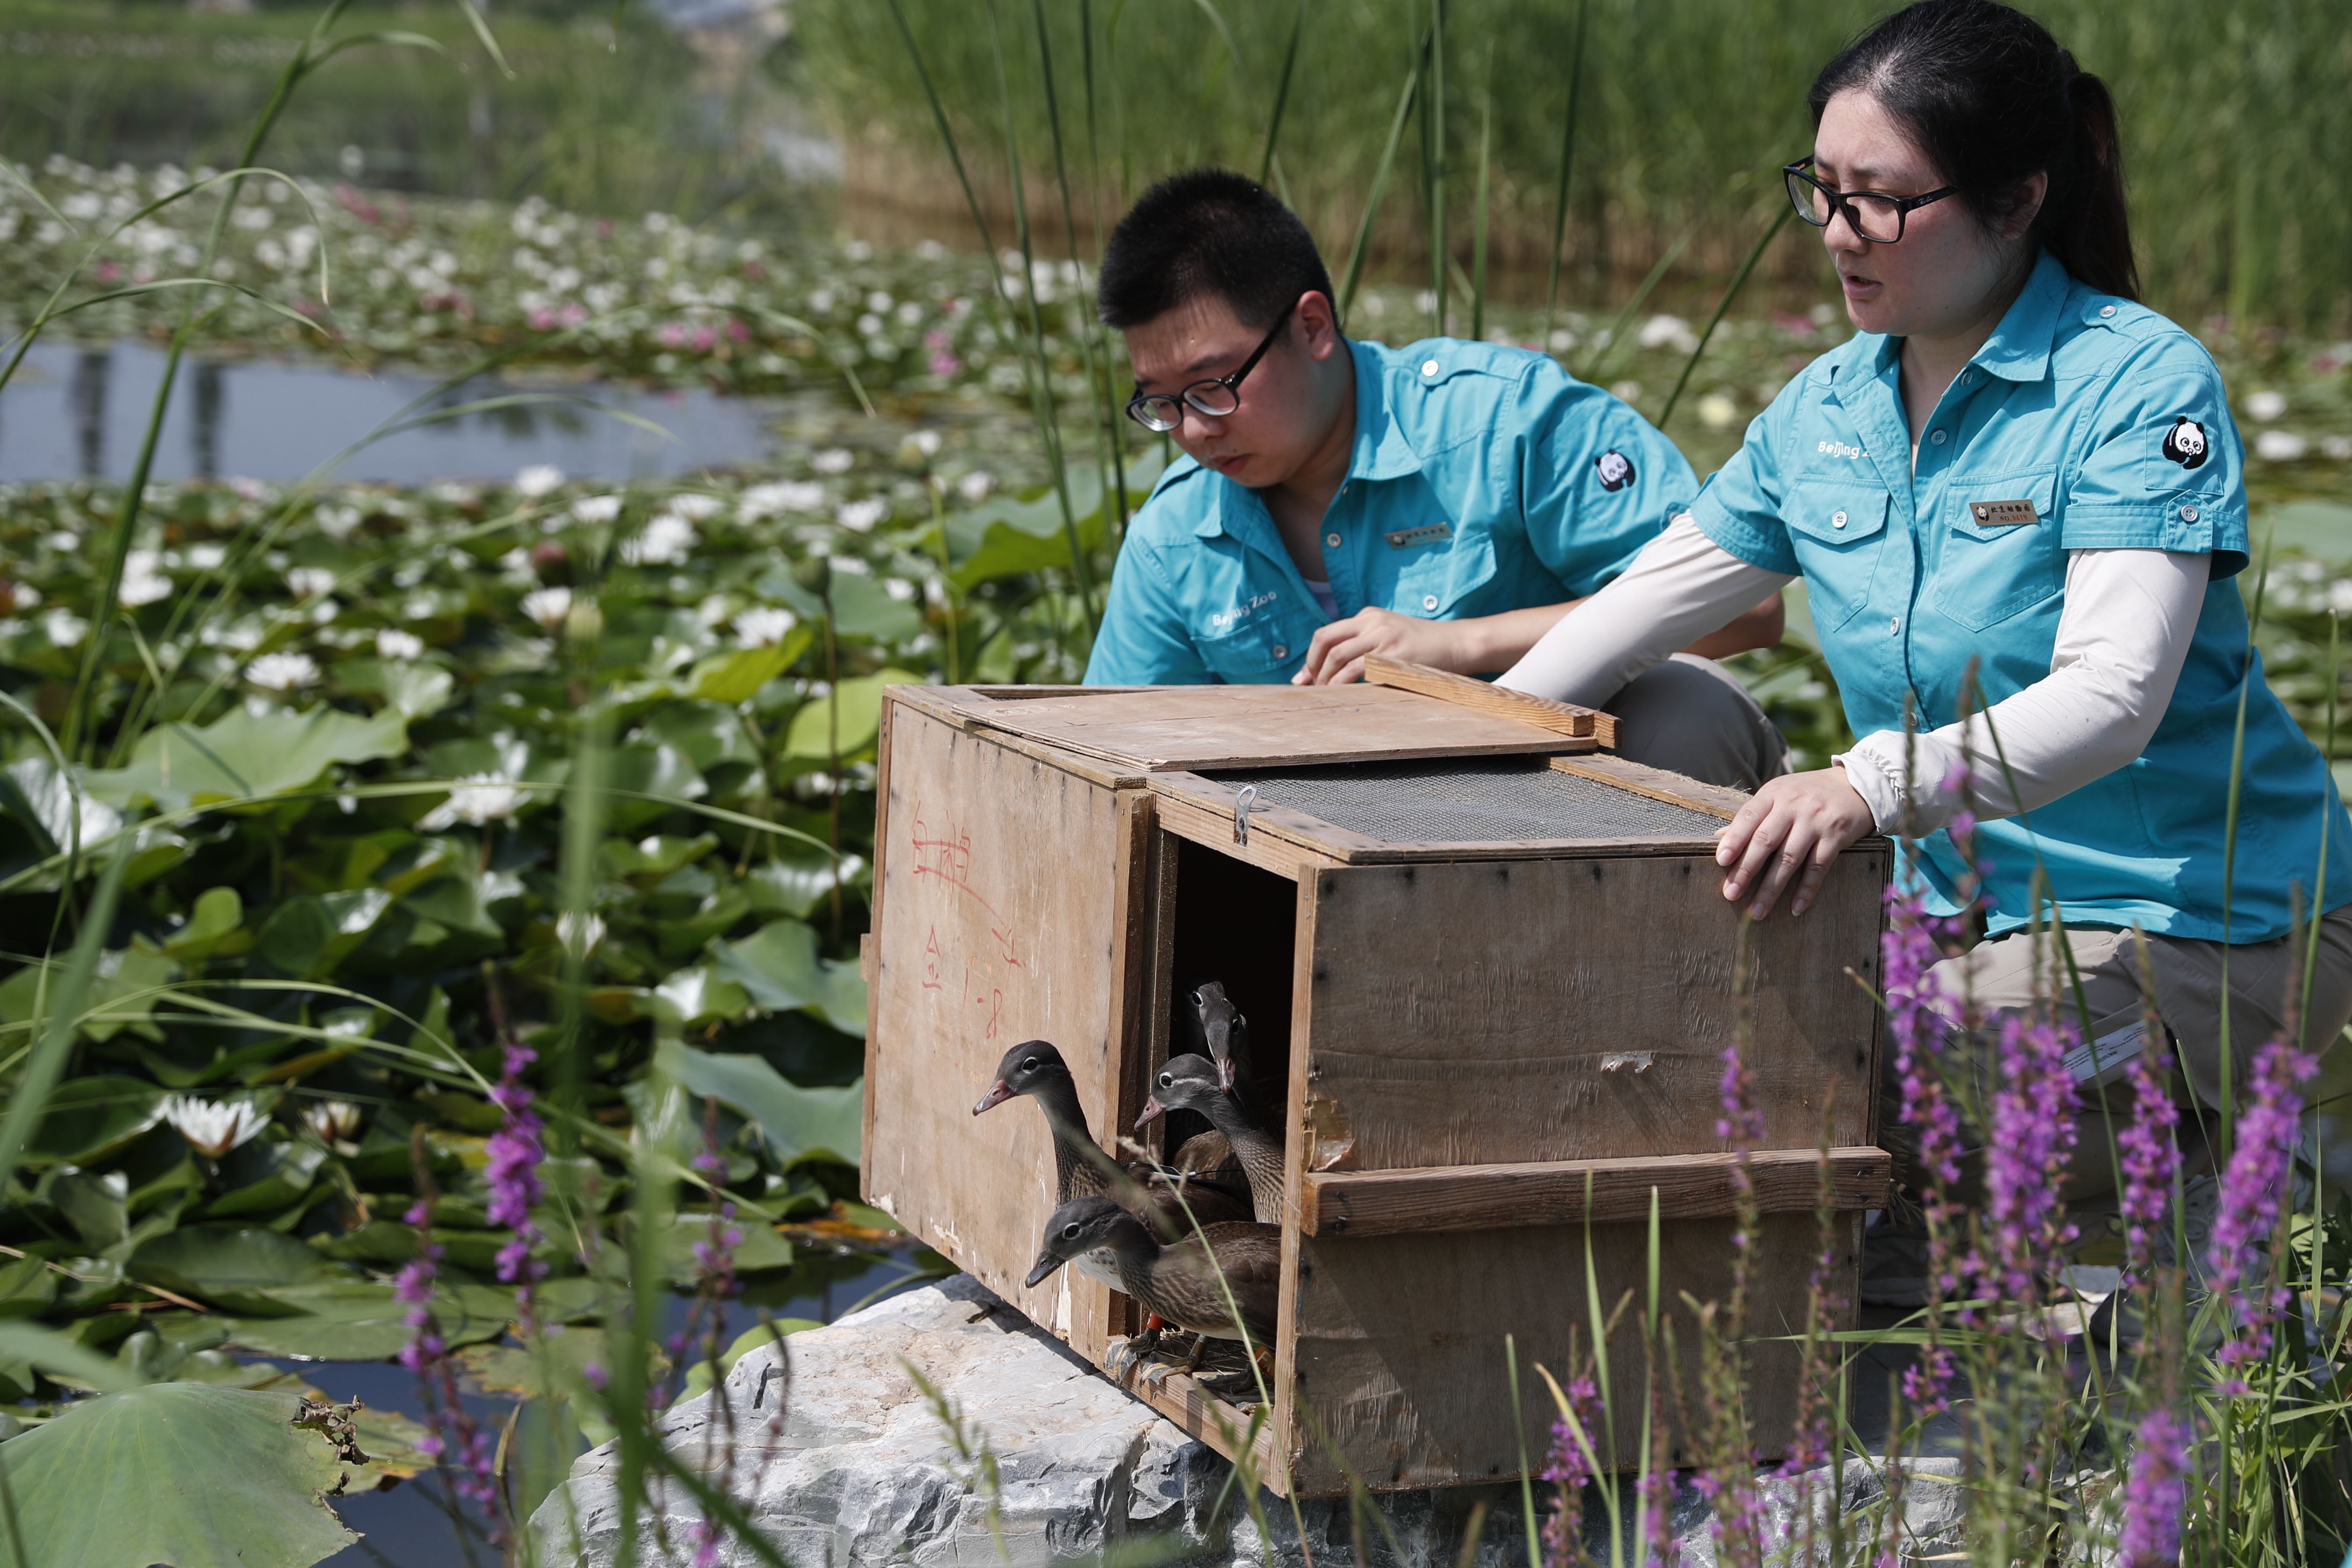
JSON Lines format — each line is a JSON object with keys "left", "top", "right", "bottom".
{"left": 1593, "top": 449, "right": 1636, "bottom": 491}
{"left": 2161, "top": 417, "right": 2210, "bottom": 470}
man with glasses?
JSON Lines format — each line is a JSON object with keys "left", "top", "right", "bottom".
{"left": 1082, "top": 169, "right": 1790, "bottom": 789}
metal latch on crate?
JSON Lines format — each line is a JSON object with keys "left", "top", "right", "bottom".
{"left": 1231, "top": 785, "right": 1257, "bottom": 847}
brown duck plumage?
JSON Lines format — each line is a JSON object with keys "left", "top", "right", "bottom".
{"left": 1136, "top": 1052, "right": 1285, "bottom": 1224}
{"left": 1025, "top": 1195, "right": 1280, "bottom": 1347}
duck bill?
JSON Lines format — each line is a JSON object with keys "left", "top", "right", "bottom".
{"left": 1133, "top": 1095, "right": 1166, "bottom": 1132}
{"left": 971, "top": 1079, "right": 1016, "bottom": 1116}
{"left": 1205, "top": 1023, "right": 1236, "bottom": 1090}
{"left": 1023, "top": 1252, "right": 1064, "bottom": 1290}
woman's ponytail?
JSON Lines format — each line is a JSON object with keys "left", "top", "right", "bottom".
{"left": 2045, "top": 66, "right": 2139, "bottom": 301}
{"left": 1810, "top": 2, "right": 2139, "bottom": 302}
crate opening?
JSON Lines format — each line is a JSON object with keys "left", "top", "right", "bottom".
{"left": 1159, "top": 833, "right": 1297, "bottom": 1172}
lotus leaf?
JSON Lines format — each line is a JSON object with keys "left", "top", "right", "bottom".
{"left": 743, "top": 850, "right": 865, "bottom": 919}
{"left": 0, "top": 1383, "right": 359, "bottom": 1568}
{"left": 83, "top": 704, "right": 409, "bottom": 814}
{"left": 158, "top": 886, "right": 248, "bottom": 963}
{"left": 222, "top": 1279, "right": 510, "bottom": 1361}
{"left": 128, "top": 1226, "right": 352, "bottom": 1314}
{"left": 688, "top": 641, "right": 797, "bottom": 704}
{"left": 12, "top": 1076, "right": 165, "bottom": 1167}
{"left": 659, "top": 1041, "right": 863, "bottom": 1166}
{"left": 706, "top": 917, "right": 868, "bottom": 1037}
{"left": 825, "top": 570, "right": 925, "bottom": 642}
{"left": 48, "top": 1167, "right": 130, "bottom": 1250}
{"left": 782, "top": 667, "right": 919, "bottom": 759}
{"left": 335, "top": 656, "right": 456, "bottom": 719}
{"left": 0, "top": 1255, "right": 59, "bottom": 1319}
{"left": 648, "top": 964, "right": 753, "bottom": 1028}
{"left": 197, "top": 1140, "right": 326, "bottom": 1220}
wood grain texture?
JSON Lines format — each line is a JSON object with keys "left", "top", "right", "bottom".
{"left": 863, "top": 706, "right": 1132, "bottom": 1364}
{"left": 885, "top": 687, "right": 1148, "bottom": 790}
{"left": 1362, "top": 654, "right": 1619, "bottom": 747}
{"left": 1281, "top": 1211, "right": 1853, "bottom": 1493}
{"left": 1150, "top": 787, "right": 1354, "bottom": 880}
{"left": 1299, "top": 850, "right": 1888, "bottom": 1171}
{"left": 1548, "top": 753, "right": 1748, "bottom": 820}
{"left": 1302, "top": 1147, "right": 1893, "bottom": 1236}
{"left": 951, "top": 682, "right": 1584, "bottom": 771}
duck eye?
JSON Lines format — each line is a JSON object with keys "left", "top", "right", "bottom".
{"left": 1062, "top": 1222, "right": 1081, "bottom": 1240}
{"left": 1158, "top": 1072, "right": 1173, "bottom": 1088}
{"left": 1021, "top": 1056, "right": 1039, "bottom": 1072}
{"left": 1188, "top": 989, "right": 1203, "bottom": 1005}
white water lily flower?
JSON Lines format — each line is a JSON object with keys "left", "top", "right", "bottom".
{"left": 743, "top": 480, "right": 828, "bottom": 518}
{"left": 955, "top": 471, "right": 994, "bottom": 503}
{"left": 733, "top": 606, "right": 797, "bottom": 647}
{"left": 285, "top": 566, "right": 337, "bottom": 600}
{"left": 571, "top": 493, "right": 624, "bottom": 525}
{"left": 376, "top": 628, "right": 425, "bottom": 661}
{"left": 810, "top": 448, "right": 855, "bottom": 475}
{"left": 514, "top": 463, "right": 566, "bottom": 499}
{"left": 300, "top": 1099, "right": 365, "bottom": 1154}
{"left": 620, "top": 512, "right": 696, "bottom": 566}
{"left": 420, "top": 773, "right": 526, "bottom": 830}
{"left": 118, "top": 550, "right": 174, "bottom": 607}
{"left": 2255, "top": 430, "right": 2308, "bottom": 462}
{"left": 163, "top": 1095, "right": 268, "bottom": 1158}
{"left": 1696, "top": 393, "right": 1739, "bottom": 430}
{"left": 2323, "top": 436, "right": 2352, "bottom": 462}
{"left": 667, "top": 492, "right": 723, "bottom": 522}
{"left": 246, "top": 651, "right": 320, "bottom": 691}
{"left": 557, "top": 911, "right": 606, "bottom": 957}
{"left": 520, "top": 586, "right": 573, "bottom": 628}
{"left": 2245, "top": 390, "right": 2287, "bottom": 422}
{"left": 837, "top": 498, "right": 890, "bottom": 532}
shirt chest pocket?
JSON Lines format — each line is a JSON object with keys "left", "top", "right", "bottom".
{"left": 1930, "top": 471, "right": 2063, "bottom": 631}
{"left": 1382, "top": 529, "right": 1497, "bottom": 618}
{"left": 1194, "top": 611, "right": 1308, "bottom": 683}
{"left": 1781, "top": 481, "right": 1892, "bottom": 632}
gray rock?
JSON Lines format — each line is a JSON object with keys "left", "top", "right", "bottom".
{"left": 529, "top": 1275, "right": 1967, "bottom": 1567}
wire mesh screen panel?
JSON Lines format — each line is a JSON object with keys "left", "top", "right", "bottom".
{"left": 1208, "top": 760, "right": 1727, "bottom": 844}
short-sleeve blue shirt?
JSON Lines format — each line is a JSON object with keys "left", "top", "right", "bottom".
{"left": 1691, "top": 250, "right": 2352, "bottom": 942}
{"left": 1083, "top": 337, "right": 1695, "bottom": 685}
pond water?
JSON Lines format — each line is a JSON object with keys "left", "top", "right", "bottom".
{"left": 0, "top": 340, "right": 786, "bottom": 485}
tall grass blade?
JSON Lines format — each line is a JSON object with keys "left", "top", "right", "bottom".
{"left": 1336, "top": 32, "right": 1425, "bottom": 325}
{"left": 1541, "top": 0, "right": 1591, "bottom": 347}
{"left": 1424, "top": 0, "right": 1447, "bottom": 338}
{"left": 1470, "top": 40, "right": 1493, "bottom": 344}
{"left": 1504, "top": 1334, "right": 1541, "bottom": 1568}
{"left": 1657, "top": 204, "right": 1795, "bottom": 429}
{"left": 1258, "top": 3, "right": 1306, "bottom": 189}
{"left": 1577, "top": 219, "right": 1698, "bottom": 387}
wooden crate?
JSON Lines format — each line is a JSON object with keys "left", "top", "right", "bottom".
{"left": 862, "top": 675, "right": 1891, "bottom": 1497}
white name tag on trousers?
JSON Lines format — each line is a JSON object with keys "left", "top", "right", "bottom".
{"left": 2063, "top": 1018, "right": 2148, "bottom": 1088}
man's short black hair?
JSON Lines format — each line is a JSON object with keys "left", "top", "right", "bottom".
{"left": 1097, "top": 169, "right": 1334, "bottom": 332}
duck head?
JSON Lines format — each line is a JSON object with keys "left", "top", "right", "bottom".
{"left": 1189, "top": 981, "right": 1246, "bottom": 1093}
{"left": 1133, "top": 1052, "right": 1226, "bottom": 1131}
{"left": 1023, "top": 1194, "right": 1141, "bottom": 1287}
{"left": 972, "top": 1039, "right": 1068, "bottom": 1116}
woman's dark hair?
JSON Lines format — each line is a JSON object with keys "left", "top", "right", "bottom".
{"left": 1809, "top": 0, "right": 2138, "bottom": 300}
{"left": 1098, "top": 169, "right": 1334, "bottom": 331}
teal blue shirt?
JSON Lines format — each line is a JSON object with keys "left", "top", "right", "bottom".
{"left": 1084, "top": 337, "right": 1695, "bottom": 685}
{"left": 1692, "top": 251, "right": 2352, "bottom": 941}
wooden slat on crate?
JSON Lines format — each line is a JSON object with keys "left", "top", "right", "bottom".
{"left": 1299, "top": 852, "right": 1887, "bottom": 1171}
{"left": 863, "top": 706, "right": 1134, "bottom": 1365}
{"left": 1362, "top": 654, "right": 1620, "bottom": 748}
{"left": 1548, "top": 753, "right": 1749, "bottom": 820}
{"left": 1302, "top": 1146, "right": 1892, "bottom": 1236}
{"left": 1148, "top": 787, "right": 1354, "bottom": 880}
{"left": 953, "top": 682, "right": 1588, "bottom": 771}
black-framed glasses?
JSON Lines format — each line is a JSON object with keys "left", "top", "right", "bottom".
{"left": 1125, "top": 304, "right": 1294, "bottom": 432}
{"left": 1783, "top": 157, "right": 1958, "bottom": 244}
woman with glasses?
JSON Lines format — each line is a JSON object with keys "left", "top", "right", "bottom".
{"left": 1500, "top": 0, "right": 2352, "bottom": 1282}
{"left": 1081, "top": 168, "right": 1791, "bottom": 789}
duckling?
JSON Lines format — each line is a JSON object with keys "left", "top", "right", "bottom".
{"left": 1136, "top": 1052, "right": 1285, "bottom": 1224}
{"left": 971, "top": 1041, "right": 1251, "bottom": 1259}
{"left": 1024, "top": 1194, "right": 1279, "bottom": 1385}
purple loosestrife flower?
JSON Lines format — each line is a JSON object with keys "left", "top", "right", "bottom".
{"left": 2118, "top": 1404, "right": 2190, "bottom": 1567}
{"left": 1636, "top": 1449, "right": 1678, "bottom": 1568}
{"left": 2208, "top": 1035, "right": 2318, "bottom": 1386}
{"left": 2118, "top": 1030, "right": 2181, "bottom": 1279}
{"left": 1542, "top": 1377, "right": 1600, "bottom": 1567}
{"left": 396, "top": 1198, "right": 501, "bottom": 1518}
{"left": 1982, "top": 1011, "right": 2079, "bottom": 1305}
{"left": 485, "top": 1039, "right": 548, "bottom": 1328}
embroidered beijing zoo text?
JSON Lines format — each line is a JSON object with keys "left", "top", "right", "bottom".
{"left": 1208, "top": 590, "right": 1279, "bottom": 630}
{"left": 1817, "top": 439, "right": 1866, "bottom": 461}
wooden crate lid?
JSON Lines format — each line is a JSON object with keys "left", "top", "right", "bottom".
{"left": 892, "top": 678, "right": 1599, "bottom": 773}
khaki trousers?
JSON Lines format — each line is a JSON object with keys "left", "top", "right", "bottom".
{"left": 1902, "top": 907, "right": 2352, "bottom": 1200}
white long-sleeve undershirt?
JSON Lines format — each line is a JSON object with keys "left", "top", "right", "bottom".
{"left": 1497, "top": 514, "right": 2210, "bottom": 835}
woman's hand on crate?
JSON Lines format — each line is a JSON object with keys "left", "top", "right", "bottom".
{"left": 1714, "top": 764, "right": 1875, "bottom": 919}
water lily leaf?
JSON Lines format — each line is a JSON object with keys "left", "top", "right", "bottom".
{"left": 782, "top": 668, "right": 919, "bottom": 760}
{"left": 13, "top": 1076, "right": 166, "bottom": 1167}
{"left": 49, "top": 1168, "right": 130, "bottom": 1250}
{"left": 647, "top": 964, "right": 753, "bottom": 1027}
{"left": 84, "top": 704, "right": 409, "bottom": 814}
{"left": 688, "top": 642, "right": 795, "bottom": 705}
{"left": 679, "top": 1316, "right": 821, "bottom": 1402}
{"left": 198, "top": 1140, "right": 326, "bottom": 1221}
{"left": 657, "top": 1040, "right": 862, "bottom": 1166}
{"left": 337, "top": 656, "right": 456, "bottom": 719}
{"left": 743, "top": 850, "right": 865, "bottom": 920}
{"left": 160, "top": 886, "right": 248, "bottom": 963}
{"left": 0, "top": 945, "right": 182, "bottom": 1044}
{"left": 639, "top": 703, "right": 761, "bottom": 773}
{"left": 1, "top": 755, "right": 121, "bottom": 860}
{"left": 706, "top": 918, "right": 868, "bottom": 1037}
{"left": 128, "top": 1226, "right": 352, "bottom": 1314}
{"left": 603, "top": 832, "right": 720, "bottom": 882}
{"left": 0, "top": 1255, "right": 59, "bottom": 1319}
{"left": 0, "top": 1319, "right": 139, "bottom": 1393}
{"left": 0, "top": 1383, "right": 359, "bottom": 1568}
{"left": 826, "top": 571, "right": 925, "bottom": 642}
{"left": 223, "top": 1280, "right": 508, "bottom": 1362}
